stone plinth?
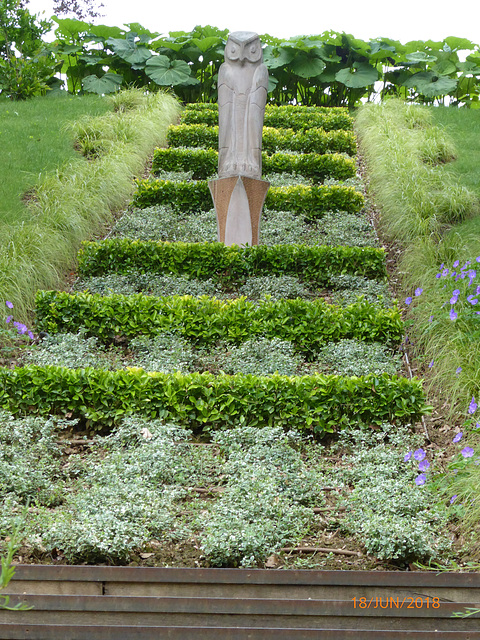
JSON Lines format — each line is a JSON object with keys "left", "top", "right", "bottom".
{"left": 209, "top": 176, "right": 270, "bottom": 246}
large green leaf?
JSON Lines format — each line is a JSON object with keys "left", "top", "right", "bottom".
{"left": 368, "top": 40, "right": 396, "bottom": 61}
{"left": 123, "top": 23, "right": 160, "bottom": 40}
{"left": 87, "top": 24, "right": 125, "bottom": 40}
{"left": 431, "top": 59, "right": 457, "bottom": 76}
{"left": 403, "top": 71, "right": 458, "bottom": 97}
{"left": 107, "top": 33, "right": 152, "bottom": 66}
{"left": 263, "top": 45, "right": 295, "bottom": 69}
{"left": 405, "top": 51, "right": 438, "bottom": 64}
{"left": 444, "top": 36, "right": 477, "bottom": 51}
{"left": 82, "top": 72, "right": 123, "bottom": 94}
{"left": 335, "top": 62, "right": 379, "bottom": 88}
{"left": 53, "top": 17, "right": 90, "bottom": 39}
{"left": 145, "top": 55, "right": 198, "bottom": 86}
{"left": 290, "top": 53, "right": 326, "bottom": 78}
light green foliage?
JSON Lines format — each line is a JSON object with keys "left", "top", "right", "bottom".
{"left": 200, "top": 426, "right": 324, "bottom": 566}
{"left": 335, "top": 424, "right": 450, "bottom": 562}
{"left": 112, "top": 206, "right": 217, "bottom": 242}
{"left": 0, "top": 411, "right": 69, "bottom": 507}
{"left": 315, "top": 339, "right": 402, "bottom": 377}
{"left": 330, "top": 274, "right": 392, "bottom": 307}
{"left": 316, "top": 212, "right": 378, "bottom": 247}
{"left": 129, "top": 332, "right": 195, "bottom": 373}
{"left": 219, "top": 337, "right": 301, "bottom": 376}
{"left": 264, "top": 172, "right": 312, "bottom": 187}
{"left": 35, "top": 417, "right": 218, "bottom": 562}
{"left": 74, "top": 271, "right": 221, "bottom": 298}
{"left": 239, "top": 275, "right": 313, "bottom": 300}
{"left": 23, "top": 330, "right": 123, "bottom": 370}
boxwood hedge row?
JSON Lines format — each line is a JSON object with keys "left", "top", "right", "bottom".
{"left": 77, "top": 239, "right": 387, "bottom": 284}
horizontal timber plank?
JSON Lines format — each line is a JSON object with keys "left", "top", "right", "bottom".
{"left": 1, "top": 595, "right": 479, "bottom": 631}
{"left": 1, "top": 626, "right": 479, "bottom": 640}
{"left": 10, "top": 566, "right": 480, "bottom": 587}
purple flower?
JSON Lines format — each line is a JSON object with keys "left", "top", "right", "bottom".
{"left": 428, "top": 360, "right": 434, "bottom": 368}
{"left": 435, "top": 273, "right": 442, "bottom": 279}
{"left": 404, "top": 452, "right": 412, "bottom": 462}
{"left": 429, "top": 315, "right": 434, "bottom": 322}
{"left": 453, "top": 432, "right": 463, "bottom": 443}
{"left": 6, "top": 315, "right": 12, "bottom": 323}
{"left": 476, "top": 286, "right": 480, "bottom": 295}
{"left": 414, "top": 449, "right": 426, "bottom": 462}
{"left": 415, "top": 288, "right": 423, "bottom": 296}
{"left": 476, "top": 256, "right": 480, "bottom": 263}
{"left": 442, "top": 269, "right": 449, "bottom": 276}
{"left": 449, "top": 308, "right": 458, "bottom": 321}
{"left": 474, "top": 423, "right": 480, "bottom": 430}
{"left": 418, "top": 459, "right": 430, "bottom": 471}
{"left": 27, "top": 331, "right": 34, "bottom": 340}
{"left": 405, "top": 297, "right": 413, "bottom": 305}
{"left": 456, "top": 367, "right": 462, "bottom": 375}
{"left": 450, "top": 294, "right": 458, "bottom": 304}
{"left": 5, "top": 301, "right": 13, "bottom": 309}
{"left": 467, "top": 295, "right": 478, "bottom": 305}
{"left": 453, "top": 260, "right": 460, "bottom": 268}
{"left": 13, "top": 322, "right": 28, "bottom": 335}
{"left": 450, "top": 495, "right": 458, "bottom": 504}
{"left": 415, "top": 474, "right": 426, "bottom": 486}
{"left": 461, "top": 447, "right": 475, "bottom": 458}
{"left": 468, "top": 396, "right": 477, "bottom": 414}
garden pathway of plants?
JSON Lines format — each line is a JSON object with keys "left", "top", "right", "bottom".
{"left": 2, "top": 104, "right": 455, "bottom": 569}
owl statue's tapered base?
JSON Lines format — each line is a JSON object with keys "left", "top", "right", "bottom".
{"left": 209, "top": 176, "right": 270, "bottom": 246}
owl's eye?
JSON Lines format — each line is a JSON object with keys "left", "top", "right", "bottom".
{"left": 250, "top": 45, "right": 256, "bottom": 53}
{"left": 231, "top": 46, "right": 236, "bottom": 54}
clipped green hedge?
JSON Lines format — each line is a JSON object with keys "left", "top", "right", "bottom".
{"left": 0, "top": 365, "right": 428, "bottom": 434}
{"left": 78, "top": 240, "right": 387, "bottom": 284}
{"left": 167, "top": 124, "right": 356, "bottom": 156}
{"left": 152, "top": 147, "right": 356, "bottom": 181}
{"left": 132, "top": 179, "right": 364, "bottom": 216}
{"left": 35, "top": 291, "right": 403, "bottom": 356}
{"left": 181, "top": 103, "right": 354, "bottom": 131}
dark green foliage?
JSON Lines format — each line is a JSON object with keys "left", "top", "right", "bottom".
{"left": 34, "top": 291, "right": 403, "bottom": 357}
{"left": 0, "top": 365, "right": 428, "bottom": 434}
{"left": 166, "top": 124, "right": 357, "bottom": 156}
{"left": 78, "top": 239, "right": 387, "bottom": 285}
{"left": 182, "top": 103, "right": 354, "bottom": 131}
{"left": 132, "top": 179, "right": 364, "bottom": 216}
{"left": 152, "top": 147, "right": 356, "bottom": 182}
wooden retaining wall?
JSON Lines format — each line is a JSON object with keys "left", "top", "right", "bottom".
{"left": 1, "top": 566, "right": 480, "bottom": 638}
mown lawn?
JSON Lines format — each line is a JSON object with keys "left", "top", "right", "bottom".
{"left": 0, "top": 93, "right": 111, "bottom": 226}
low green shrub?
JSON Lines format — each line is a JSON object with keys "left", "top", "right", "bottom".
{"left": 167, "top": 124, "right": 356, "bottom": 156}
{"left": 200, "top": 425, "right": 322, "bottom": 567}
{"left": 131, "top": 179, "right": 364, "bottom": 217}
{"left": 182, "top": 103, "right": 354, "bottom": 131}
{"left": 78, "top": 240, "right": 387, "bottom": 285}
{"left": 152, "top": 147, "right": 356, "bottom": 182}
{"left": 34, "top": 291, "right": 403, "bottom": 355}
{"left": 336, "top": 424, "right": 450, "bottom": 562}
{"left": 0, "top": 366, "right": 428, "bottom": 434}
{"left": 330, "top": 274, "right": 393, "bottom": 307}
{"left": 315, "top": 339, "right": 402, "bottom": 376}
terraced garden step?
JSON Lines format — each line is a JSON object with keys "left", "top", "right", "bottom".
{"left": 77, "top": 240, "right": 387, "bottom": 285}
{"left": 1, "top": 567, "right": 479, "bottom": 637}
{"left": 131, "top": 179, "right": 364, "bottom": 216}
{"left": 167, "top": 124, "right": 357, "bottom": 155}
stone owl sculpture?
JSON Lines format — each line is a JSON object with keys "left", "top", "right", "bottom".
{"left": 218, "top": 31, "right": 269, "bottom": 179}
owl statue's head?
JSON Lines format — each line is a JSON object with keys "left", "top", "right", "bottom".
{"left": 224, "top": 31, "right": 263, "bottom": 64}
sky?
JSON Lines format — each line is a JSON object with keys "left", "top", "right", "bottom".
{"left": 27, "top": 0, "right": 480, "bottom": 46}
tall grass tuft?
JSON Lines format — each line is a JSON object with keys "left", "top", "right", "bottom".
{"left": 0, "top": 90, "right": 181, "bottom": 320}
{"left": 356, "top": 99, "right": 480, "bottom": 413}
{"left": 356, "top": 100, "right": 478, "bottom": 244}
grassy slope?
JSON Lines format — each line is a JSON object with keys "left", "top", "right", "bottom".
{"left": 357, "top": 101, "right": 480, "bottom": 549}
{"left": 0, "top": 94, "right": 111, "bottom": 226}
{"left": 0, "top": 90, "right": 181, "bottom": 320}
